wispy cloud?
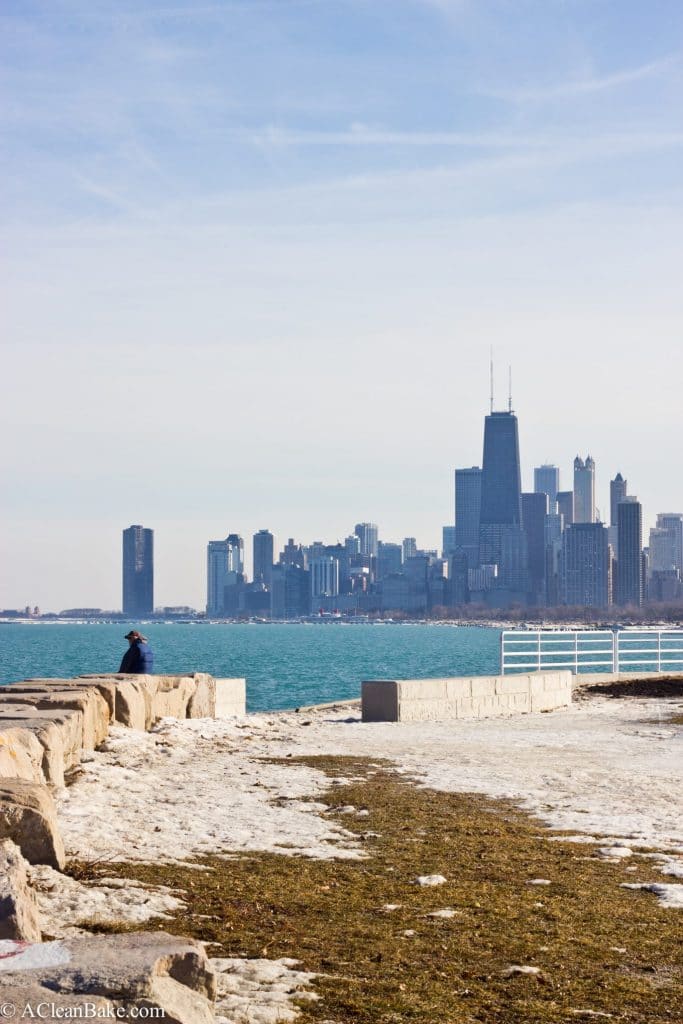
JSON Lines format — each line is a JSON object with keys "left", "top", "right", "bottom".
{"left": 251, "top": 123, "right": 554, "bottom": 149}
{"left": 484, "top": 52, "right": 681, "bottom": 103}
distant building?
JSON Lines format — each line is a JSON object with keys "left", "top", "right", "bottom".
{"left": 280, "top": 538, "right": 305, "bottom": 569}
{"left": 354, "top": 522, "right": 379, "bottom": 558}
{"left": 270, "top": 564, "right": 311, "bottom": 618}
{"left": 609, "top": 473, "right": 627, "bottom": 556}
{"left": 561, "top": 523, "right": 609, "bottom": 607}
{"left": 522, "top": 492, "right": 549, "bottom": 603}
{"left": 573, "top": 456, "right": 596, "bottom": 524}
{"left": 377, "top": 541, "right": 403, "bottom": 580}
{"left": 478, "top": 411, "right": 528, "bottom": 599}
{"left": 534, "top": 465, "right": 560, "bottom": 513}
{"left": 122, "top": 525, "right": 154, "bottom": 617}
{"left": 615, "top": 498, "right": 643, "bottom": 607}
{"left": 654, "top": 514, "right": 683, "bottom": 572}
{"left": 206, "top": 534, "right": 244, "bottom": 616}
{"left": 402, "top": 537, "right": 417, "bottom": 562}
{"left": 544, "top": 512, "right": 564, "bottom": 606}
{"left": 454, "top": 467, "right": 482, "bottom": 569}
{"left": 557, "top": 490, "right": 574, "bottom": 526}
{"left": 253, "top": 530, "right": 274, "bottom": 586}
{"left": 310, "top": 557, "right": 340, "bottom": 599}
{"left": 441, "top": 526, "right": 457, "bottom": 559}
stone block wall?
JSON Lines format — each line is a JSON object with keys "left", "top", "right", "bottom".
{"left": 0, "top": 671, "right": 246, "bottom": 1021}
{"left": 361, "top": 670, "right": 572, "bottom": 722}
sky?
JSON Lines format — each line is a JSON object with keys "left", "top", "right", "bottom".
{"left": 2, "top": 0, "right": 683, "bottom": 611}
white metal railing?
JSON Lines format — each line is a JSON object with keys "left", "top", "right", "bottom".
{"left": 500, "top": 628, "right": 683, "bottom": 675}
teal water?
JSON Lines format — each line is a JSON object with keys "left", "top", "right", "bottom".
{"left": 0, "top": 623, "right": 500, "bottom": 712}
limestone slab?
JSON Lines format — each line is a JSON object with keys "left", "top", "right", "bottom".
{"left": 0, "top": 780, "right": 65, "bottom": 869}
{"left": 214, "top": 678, "right": 247, "bottom": 717}
{"left": 0, "top": 839, "right": 43, "bottom": 941}
{"left": 0, "top": 724, "right": 47, "bottom": 783}
{"left": 0, "top": 931, "right": 216, "bottom": 1024}
{"left": 187, "top": 673, "right": 216, "bottom": 718}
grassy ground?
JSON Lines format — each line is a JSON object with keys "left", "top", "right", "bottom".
{"left": 69, "top": 756, "right": 683, "bottom": 1023}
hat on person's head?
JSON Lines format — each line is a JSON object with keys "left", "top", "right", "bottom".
{"left": 124, "top": 630, "right": 147, "bottom": 641}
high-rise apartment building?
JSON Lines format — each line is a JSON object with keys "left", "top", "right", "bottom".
{"left": 610, "top": 473, "right": 627, "bottom": 527}
{"left": 478, "top": 411, "right": 528, "bottom": 597}
{"left": 557, "top": 490, "right": 574, "bottom": 526}
{"left": 454, "top": 466, "right": 482, "bottom": 568}
{"left": 377, "top": 541, "right": 403, "bottom": 580}
{"left": 522, "top": 492, "right": 549, "bottom": 603}
{"left": 561, "top": 523, "right": 609, "bottom": 607}
{"left": 534, "top": 465, "right": 560, "bottom": 513}
{"left": 122, "top": 525, "right": 154, "bottom": 616}
{"left": 253, "top": 530, "right": 274, "bottom": 586}
{"left": 615, "top": 498, "right": 643, "bottom": 607}
{"left": 441, "top": 526, "right": 457, "bottom": 558}
{"left": 310, "top": 557, "right": 340, "bottom": 598}
{"left": 206, "top": 534, "right": 244, "bottom": 616}
{"left": 354, "top": 522, "right": 379, "bottom": 557}
{"left": 573, "top": 456, "right": 596, "bottom": 524}
{"left": 402, "top": 537, "right": 417, "bottom": 562}
{"left": 654, "top": 514, "right": 683, "bottom": 572}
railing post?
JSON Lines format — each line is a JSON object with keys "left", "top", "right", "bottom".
{"left": 537, "top": 632, "right": 541, "bottom": 672}
{"left": 657, "top": 630, "right": 661, "bottom": 673}
{"left": 574, "top": 631, "right": 578, "bottom": 675}
{"left": 613, "top": 631, "right": 619, "bottom": 674}
{"left": 500, "top": 631, "right": 505, "bottom": 674}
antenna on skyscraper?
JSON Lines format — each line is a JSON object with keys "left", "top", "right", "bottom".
{"left": 508, "top": 365, "right": 512, "bottom": 413}
{"left": 490, "top": 348, "right": 494, "bottom": 414}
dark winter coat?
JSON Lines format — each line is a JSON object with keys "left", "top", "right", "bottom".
{"left": 118, "top": 640, "right": 154, "bottom": 674}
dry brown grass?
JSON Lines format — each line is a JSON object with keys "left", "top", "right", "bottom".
{"left": 68, "top": 756, "right": 683, "bottom": 1023}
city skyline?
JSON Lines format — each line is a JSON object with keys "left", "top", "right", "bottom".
{"left": 3, "top": 1, "right": 683, "bottom": 609}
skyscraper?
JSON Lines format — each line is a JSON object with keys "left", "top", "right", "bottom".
{"left": 654, "top": 514, "right": 683, "bottom": 572}
{"left": 615, "top": 498, "right": 643, "bottom": 607}
{"left": 354, "top": 522, "right": 379, "bottom": 557}
{"left": 402, "top": 537, "right": 417, "bottom": 562}
{"left": 206, "top": 534, "right": 244, "bottom": 616}
{"left": 253, "top": 530, "right": 274, "bottom": 586}
{"left": 522, "top": 492, "right": 549, "bottom": 603}
{"left": 310, "top": 557, "right": 340, "bottom": 598}
{"left": 454, "top": 466, "right": 482, "bottom": 569}
{"left": 478, "top": 410, "right": 528, "bottom": 597}
{"left": 557, "top": 490, "right": 574, "bottom": 526}
{"left": 561, "top": 523, "right": 609, "bottom": 607}
{"left": 534, "top": 465, "right": 560, "bottom": 513}
{"left": 610, "top": 473, "right": 627, "bottom": 527}
{"left": 573, "top": 456, "right": 596, "bottom": 524}
{"left": 122, "top": 525, "right": 154, "bottom": 616}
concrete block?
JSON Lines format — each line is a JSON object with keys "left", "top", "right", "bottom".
{"left": 456, "top": 697, "right": 479, "bottom": 718}
{"left": 113, "top": 680, "right": 148, "bottom": 730}
{"left": 0, "top": 779, "right": 65, "bottom": 869}
{"left": 214, "top": 679, "right": 247, "bottom": 718}
{"left": 361, "top": 681, "right": 398, "bottom": 723}
{"left": 397, "top": 699, "right": 460, "bottom": 722}
{"left": 0, "top": 838, "right": 43, "bottom": 941}
{"left": 0, "top": 725, "right": 47, "bottom": 784}
{"left": 471, "top": 677, "right": 496, "bottom": 699}
{"left": 496, "top": 674, "right": 532, "bottom": 695}
{"left": 396, "top": 679, "right": 449, "bottom": 701}
{"left": 187, "top": 674, "right": 216, "bottom": 718}
{"left": 446, "top": 678, "right": 472, "bottom": 699}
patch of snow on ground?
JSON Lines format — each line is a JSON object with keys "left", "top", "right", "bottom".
{"left": 621, "top": 882, "right": 683, "bottom": 909}
{"left": 211, "top": 956, "right": 318, "bottom": 1024}
{"left": 57, "top": 720, "right": 364, "bottom": 864}
{"left": 415, "top": 874, "right": 447, "bottom": 886}
{"left": 27, "top": 865, "right": 185, "bottom": 936}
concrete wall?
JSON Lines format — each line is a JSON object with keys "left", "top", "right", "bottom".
{"left": 362, "top": 671, "right": 572, "bottom": 723}
{"left": 215, "top": 678, "right": 247, "bottom": 717}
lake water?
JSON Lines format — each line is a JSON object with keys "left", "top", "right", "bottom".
{"left": 0, "top": 622, "right": 501, "bottom": 712}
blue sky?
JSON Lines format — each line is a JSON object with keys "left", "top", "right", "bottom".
{"left": 2, "top": 1, "right": 683, "bottom": 609}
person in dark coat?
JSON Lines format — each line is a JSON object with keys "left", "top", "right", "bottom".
{"left": 119, "top": 630, "right": 154, "bottom": 673}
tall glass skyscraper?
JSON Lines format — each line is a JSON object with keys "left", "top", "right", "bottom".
{"left": 122, "top": 525, "right": 154, "bottom": 616}
{"left": 454, "top": 466, "right": 482, "bottom": 569}
{"left": 534, "top": 464, "right": 560, "bottom": 513}
{"left": 573, "top": 455, "right": 596, "bottom": 524}
{"left": 253, "top": 529, "right": 274, "bottom": 586}
{"left": 478, "top": 411, "right": 528, "bottom": 596}
{"left": 615, "top": 498, "right": 643, "bottom": 607}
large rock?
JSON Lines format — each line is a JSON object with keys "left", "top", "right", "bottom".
{"left": 0, "top": 710, "right": 84, "bottom": 786}
{"left": 187, "top": 673, "right": 216, "bottom": 718}
{"left": 0, "top": 932, "right": 216, "bottom": 1023}
{"left": 0, "top": 839, "right": 43, "bottom": 941}
{"left": 0, "top": 724, "right": 47, "bottom": 783}
{"left": 2, "top": 686, "right": 109, "bottom": 750}
{"left": 152, "top": 676, "right": 197, "bottom": 721}
{"left": 0, "top": 779, "right": 65, "bottom": 869}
